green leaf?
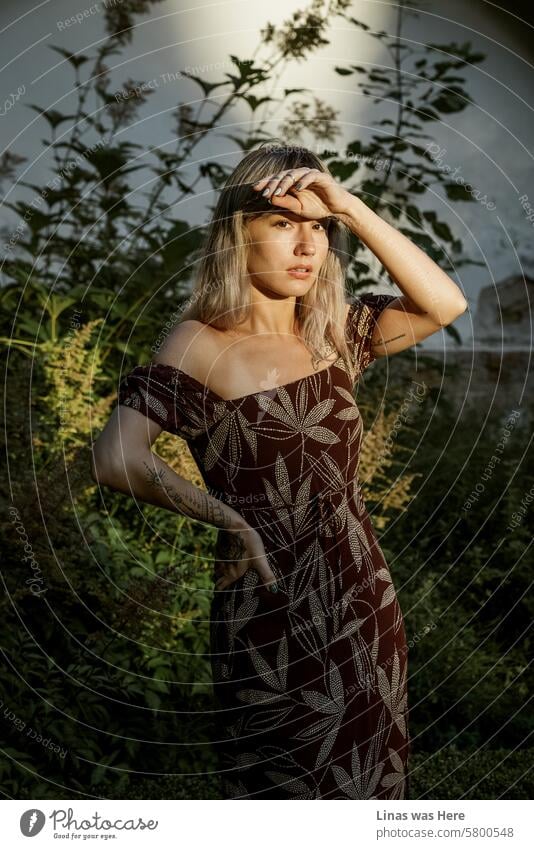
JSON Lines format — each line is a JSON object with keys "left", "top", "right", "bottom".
{"left": 236, "top": 93, "right": 274, "bottom": 111}
{"left": 345, "top": 141, "right": 363, "bottom": 158}
{"left": 180, "top": 72, "right": 227, "bottom": 96}
{"left": 412, "top": 106, "right": 440, "bottom": 122}
{"left": 444, "top": 323, "right": 462, "bottom": 344}
{"left": 25, "top": 104, "right": 77, "bottom": 129}
{"left": 431, "top": 89, "right": 469, "bottom": 114}
{"left": 48, "top": 45, "right": 89, "bottom": 69}
{"left": 152, "top": 666, "right": 172, "bottom": 680}
{"left": 160, "top": 219, "right": 201, "bottom": 277}
{"left": 430, "top": 219, "right": 453, "bottom": 241}
{"left": 145, "top": 690, "right": 161, "bottom": 710}
{"left": 443, "top": 182, "right": 476, "bottom": 202}
{"left": 347, "top": 17, "right": 370, "bottom": 32}
{"left": 328, "top": 160, "right": 360, "bottom": 181}
{"left": 406, "top": 205, "right": 423, "bottom": 226}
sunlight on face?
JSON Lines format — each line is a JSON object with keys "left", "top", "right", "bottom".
{"left": 244, "top": 211, "right": 330, "bottom": 297}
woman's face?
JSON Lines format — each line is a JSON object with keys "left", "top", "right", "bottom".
{"left": 244, "top": 210, "right": 330, "bottom": 297}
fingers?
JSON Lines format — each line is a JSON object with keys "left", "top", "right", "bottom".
{"left": 252, "top": 168, "right": 315, "bottom": 198}
{"left": 289, "top": 169, "right": 325, "bottom": 193}
{"left": 214, "top": 562, "right": 279, "bottom": 594}
{"left": 215, "top": 572, "right": 239, "bottom": 591}
{"left": 265, "top": 577, "right": 279, "bottom": 593}
{"left": 214, "top": 561, "right": 239, "bottom": 591}
{"left": 214, "top": 555, "right": 251, "bottom": 590}
{"left": 256, "top": 561, "right": 279, "bottom": 594}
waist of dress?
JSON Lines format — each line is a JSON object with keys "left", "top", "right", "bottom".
{"left": 207, "top": 479, "right": 360, "bottom": 510}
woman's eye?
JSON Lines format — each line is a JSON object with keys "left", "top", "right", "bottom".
{"left": 275, "top": 220, "right": 325, "bottom": 230}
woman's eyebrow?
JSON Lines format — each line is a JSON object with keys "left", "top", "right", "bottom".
{"left": 270, "top": 212, "right": 330, "bottom": 224}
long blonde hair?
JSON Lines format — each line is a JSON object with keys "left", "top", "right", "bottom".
{"left": 181, "top": 141, "right": 357, "bottom": 380}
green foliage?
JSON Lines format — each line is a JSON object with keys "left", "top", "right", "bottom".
{"left": 328, "top": 6, "right": 486, "bottom": 320}
{"left": 87, "top": 747, "right": 534, "bottom": 800}
{"left": 376, "top": 383, "right": 533, "bottom": 755}
{"left": 410, "top": 748, "right": 534, "bottom": 800}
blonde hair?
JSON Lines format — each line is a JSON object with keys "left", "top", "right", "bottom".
{"left": 181, "top": 141, "right": 357, "bottom": 381}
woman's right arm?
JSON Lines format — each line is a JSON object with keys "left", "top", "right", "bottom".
{"left": 90, "top": 405, "right": 245, "bottom": 529}
{"left": 90, "top": 405, "right": 278, "bottom": 590}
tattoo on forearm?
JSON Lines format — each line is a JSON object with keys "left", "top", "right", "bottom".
{"left": 142, "top": 460, "right": 234, "bottom": 528}
{"left": 369, "top": 307, "right": 429, "bottom": 350}
{"left": 371, "top": 332, "right": 407, "bottom": 349}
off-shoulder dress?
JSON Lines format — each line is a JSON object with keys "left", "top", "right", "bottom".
{"left": 117, "top": 294, "right": 411, "bottom": 799}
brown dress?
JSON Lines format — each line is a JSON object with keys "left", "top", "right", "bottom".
{"left": 117, "top": 294, "right": 411, "bottom": 799}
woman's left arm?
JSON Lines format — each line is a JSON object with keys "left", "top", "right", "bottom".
{"left": 252, "top": 167, "right": 468, "bottom": 359}
{"left": 338, "top": 195, "right": 469, "bottom": 358}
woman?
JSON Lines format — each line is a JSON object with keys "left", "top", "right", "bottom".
{"left": 91, "top": 142, "right": 467, "bottom": 800}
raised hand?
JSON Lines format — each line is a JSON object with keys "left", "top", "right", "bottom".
{"left": 251, "top": 167, "right": 352, "bottom": 220}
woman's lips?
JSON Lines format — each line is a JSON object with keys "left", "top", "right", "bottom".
{"left": 286, "top": 268, "right": 312, "bottom": 278}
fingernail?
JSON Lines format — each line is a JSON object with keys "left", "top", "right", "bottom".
{"left": 268, "top": 583, "right": 278, "bottom": 593}
{"left": 262, "top": 188, "right": 270, "bottom": 196}
{"left": 273, "top": 188, "right": 282, "bottom": 195}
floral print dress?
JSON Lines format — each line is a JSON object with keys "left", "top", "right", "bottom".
{"left": 117, "top": 293, "right": 411, "bottom": 799}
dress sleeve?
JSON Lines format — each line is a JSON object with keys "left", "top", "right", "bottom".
{"left": 347, "top": 293, "right": 398, "bottom": 375}
{"left": 117, "top": 362, "right": 185, "bottom": 435}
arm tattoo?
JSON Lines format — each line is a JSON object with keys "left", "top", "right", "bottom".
{"left": 215, "top": 528, "right": 247, "bottom": 565}
{"left": 142, "top": 460, "right": 234, "bottom": 529}
{"left": 371, "top": 308, "right": 428, "bottom": 349}
{"left": 371, "top": 332, "right": 406, "bottom": 349}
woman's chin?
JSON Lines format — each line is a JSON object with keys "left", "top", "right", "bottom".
{"left": 252, "top": 276, "right": 316, "bottom": 298}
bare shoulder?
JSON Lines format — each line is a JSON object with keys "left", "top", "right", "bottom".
{"left": 152, "top": 319, "right": 219, "bottom": 376}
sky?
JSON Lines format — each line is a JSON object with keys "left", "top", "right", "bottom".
{"left": 1, "top": 0, "right": 533, "bottom": 350}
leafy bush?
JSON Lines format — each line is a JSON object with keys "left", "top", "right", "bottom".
{"left": 410, "top": 747, "right": 534, "bottom": 800}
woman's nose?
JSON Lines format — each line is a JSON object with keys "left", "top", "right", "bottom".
{"left": 295, "top": 241, "right": 316, "bottom": 255}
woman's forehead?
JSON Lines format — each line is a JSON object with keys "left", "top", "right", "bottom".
{"left": 249, "top": 210, "right": 332, "bottom": 224}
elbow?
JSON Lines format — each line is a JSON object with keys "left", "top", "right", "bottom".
{"left": 90, "top": 442, "right": 99, "bottom": 481}
{"left": 455, "top": 296, "right": 469, "bottom": 316}
{"left": 90, "top": 439, "right": 143, "bottom": 492}
{"left": 90, "top": 459, "right": 108, "bottom": 487}
{"left": 90, "top": 441, "right": 120, "bottom": 488}
{"left": 90, "top": 454, "right": 109, "bottom": 487}
{"left": 434, "top": 297, "right": 468, "bottom": 328}
{"left": 448, "top": 296, "right": 468, "bottom": 325}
